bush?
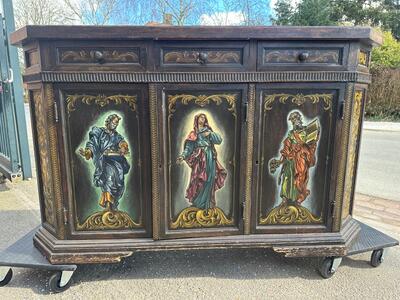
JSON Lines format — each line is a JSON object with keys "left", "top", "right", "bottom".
{"left": 371, "top": 31, "right": 400, "bottom": 68}
{"left": 366, "top": 66, "right": 400, "bottom": 121}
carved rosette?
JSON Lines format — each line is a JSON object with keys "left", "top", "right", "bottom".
{"left": 32, "top": 90, "right": 55, "bottom": 226}
{"left": 264, "top": 93, "right": 333, "bottom": 111}
{"left": 66, "top": 94, "right": 137, "bottom": 114}
{"left": 171, "top": 207, "right": 233, "bottom": 229}
{"left": 168, "top": 94, "right": 237, "bottom": 118}
{"left": 342, "top": 90, "right": 363, "bottom": 219}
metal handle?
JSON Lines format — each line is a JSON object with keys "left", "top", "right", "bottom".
{"left": 3, "top": 68, "right": 13, "bottom": 84}
{"left": 94, "top": 51, "right": 105, "bottom": 63}
{"left": 197, "top": 52, "right": 208, "bottom": 64}
{"left": 298, "top": 52, "right": 309, "bottom": 62}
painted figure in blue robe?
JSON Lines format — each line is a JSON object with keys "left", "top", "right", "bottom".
{"left": 177, "top": 113, "right": 227, "bottom": 209}
{"left": 79, "top": 114, "right": 130, "bottom": 210}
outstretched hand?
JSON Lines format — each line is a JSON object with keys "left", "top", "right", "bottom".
{"left": 78, "top": 148, "right": 85, "bottom": 156}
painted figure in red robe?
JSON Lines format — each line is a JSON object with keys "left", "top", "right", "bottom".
{"left": 177, "top": 113, "right": 227, "bottom": 209}
{"left": 269, "top": 111, "right": 320, "bottom": 206}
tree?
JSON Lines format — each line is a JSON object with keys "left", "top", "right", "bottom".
{"left": 13, "top": 0, "right": 75, "bottom": 29}
{"left": 63, "top": 0, "right": 119, "bottom": 25}
{"left": 271, "top": 0, "right": 294, "bottom": 25}
{"left": 291, "top": 0, "right": 336, "bottom": 26}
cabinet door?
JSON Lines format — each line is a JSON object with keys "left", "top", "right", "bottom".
{"left": 155, "top": 84, "right": 248, "bottom": 239}
{"left": 56, "top": 83, "right": 151, "bottom": 238}
{"left": 252, "top": 83, "right": 345, "bottom": 234}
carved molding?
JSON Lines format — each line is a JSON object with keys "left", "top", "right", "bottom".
{"left": 32, "top": 90, "right": 55, "bottom": 226}
{"left": 66, "top": 94, "right": 137, "bottom": 114}
{"left": 45, "top": 84, "right": 65, "bottom": 238}
{"left": 149, "top": 84, "right": 160, "bottom": 240}
{"left": 244, "top": 84, "right": 255, "bottom": 234}
{"left": 39, "top": 71, "right": 372, "bottom": 84}
{"left": 264, "top": 93, "right": 333, "bottom": 111}
{"left": 332, "top": 83, "right": 354, "bottom": 231}
{"left": 342, "top": 90, "right": 363, "bottom": 219}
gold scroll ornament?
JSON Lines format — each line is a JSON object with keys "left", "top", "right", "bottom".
{"left": 77, "top": 209, "right": 140, "bottom": 230}
{"left": 168, "top": 94, "right": 237, "bottom": 118}
{"left": 66, "top": 94, "right": 137, "bottom": 114}
{"left": 171, "top": 207, "right": 233, "bottom": 229}
{"left": 264, "top": 93, "right": 333, "bottom": 111}
{"left": 260, "top": 202, "right": 322, "bottom": 225}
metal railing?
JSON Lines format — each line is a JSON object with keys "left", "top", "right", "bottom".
{"left": 0, "top": 0, "right": 32, "bottom": 181}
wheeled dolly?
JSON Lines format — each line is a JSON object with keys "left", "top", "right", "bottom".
{"left": 0, "top": 227, "right": 77, "bottom": 293}
{"left": 318, "top": 221, "right": 398, "bottom": 278}
{"left": 0, "top": 221, "right": 398, "bottom": 292}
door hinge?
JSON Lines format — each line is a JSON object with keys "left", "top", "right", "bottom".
{"left": 330, "top": 202, "right": 335, "bottom": 219}
{"left": 63, "top": 207, "right": 68, "bottom": 225}
{"left": 241, "top": 201, "right": 246, "bottom": 220}
{"left": 339, "top": 100, "right": 345, "bottom": 120}
{"left": 243, "top": 102, "right": 248, "bottom": 122}
{"left": 53, "top": 101, "right": 59, "bottom": 123}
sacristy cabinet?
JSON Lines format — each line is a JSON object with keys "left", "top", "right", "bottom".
{"left": 10, "top": 25, "right": 381, "bottom": 264}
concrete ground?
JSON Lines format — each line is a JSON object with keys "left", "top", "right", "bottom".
{"left": 0, "top": 178, "right": 399, "bottom": 299}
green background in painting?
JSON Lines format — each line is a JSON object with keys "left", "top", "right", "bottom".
{"left": 67, "top": 101, "right": 143, "bottom": 227}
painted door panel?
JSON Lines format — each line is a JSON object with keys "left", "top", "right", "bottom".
{"left": 56, "top": 83, "right": 152, "bottom": 238}
{"left": 252, "top": 83, "right": 345, "bottom": 234}
{"left": 156, "top": 84, "right": 248, "bottom": 239}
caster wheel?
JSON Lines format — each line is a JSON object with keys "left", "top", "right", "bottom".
{"left": 49, "top": 272, "right": 72, "bottom": 293}
{"left": 0, "top": 268, "right": 13, "bottom": 287}
{"left": 319, "top": 257, "right": 336, "bottom": 279}
{"left": 370, "top": 249, "right": 384, "bottom": 267}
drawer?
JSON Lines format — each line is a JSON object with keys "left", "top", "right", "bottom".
{"left": 45, "top": 41, "right": 148, "bottom": 71}
{"left": 155, "top": 41, "right": 250, "bottom": 71}
{"left": 257, "top": 42, "right": 349, "bottom": 71}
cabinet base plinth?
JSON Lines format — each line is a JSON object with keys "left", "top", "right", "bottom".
{"left": 33, "top": 218, "right": 363, "bottom": 264}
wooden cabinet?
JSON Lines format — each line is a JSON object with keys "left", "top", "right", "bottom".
{"left": 11, "top": 25, "right": 381, "bottom": 264}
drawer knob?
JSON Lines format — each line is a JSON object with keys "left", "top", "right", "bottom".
{"left": 197, "top": 52, "right": 208, "bottom": 64}
{"left": 94, "top": 51, "right": 105, "bottom": 63}
{"left": 298, "top": 52, "right": 309, "bottom": 62}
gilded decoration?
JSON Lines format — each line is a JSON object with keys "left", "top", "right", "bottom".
{"left": 66, "top": 94, "right": 137, "bottom": 114}
{"left": 168, "top": 94, "right": 237, "bottom": 118}
{"left": 264, "top": 93, "right": 333, "bottom": 111}
{"left": 358, "top": 51, "right": 368, "bottom": 66}
{"left": 76, "top": 209, "right": 140, "bottom": 230}
{"left": 342, "top": 90, "right": 363, "bottom": 218}
{"left": 264, "top": 49, "right": 339, "bottom": 64}
{"left": 171, "top": 207, "right": 233, "bottom": 229}
{"left": 164, "top": 50, "right": 241, "bottom": 64}
{"left": 259, "top": 202, "right": 322, "bottom": 225}
{"left": 33, "top": 90, "right": 55, "bottom": 226}
{"left": 60, "top": 49, "right": 139, "bottom": 63}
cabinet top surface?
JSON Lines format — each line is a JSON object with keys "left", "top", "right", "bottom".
{"left": 11, "top": 25, "right": 382, "bottom": 46}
